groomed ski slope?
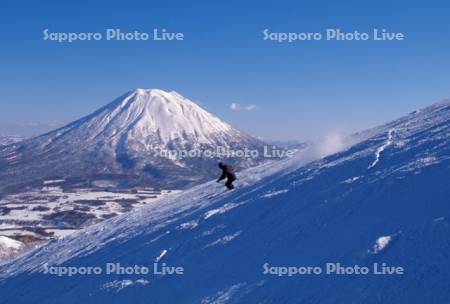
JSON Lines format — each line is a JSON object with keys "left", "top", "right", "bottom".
{"left": 1, "top": 100, "right": 450, "bottom": 304}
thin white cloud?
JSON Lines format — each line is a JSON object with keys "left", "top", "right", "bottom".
{"left": 230, "top": 102, "right": 241, "bottom": 110}
{"left": 229, "top": 102, "right": 256, "bottom": 111}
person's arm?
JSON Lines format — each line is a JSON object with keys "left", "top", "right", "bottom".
{"left": 217, "top": 170, "right": 226, "bottom": 182}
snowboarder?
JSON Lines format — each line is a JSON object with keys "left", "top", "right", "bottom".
{"left": 217, "top": 162, "right": 236, "bottom": 190}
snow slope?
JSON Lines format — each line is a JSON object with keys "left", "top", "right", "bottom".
{"left": 0, "top": 100, "right": 450, "bottom": 303}
{"left": 0, "top": 135, "right": 26, "bottom": 147}
{"left": 0, "top": 236, "right": 24, "bottom": 260}
{"left": 0, "top": 89, "right": 266, "bottom": 193}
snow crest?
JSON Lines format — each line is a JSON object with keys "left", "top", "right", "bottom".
{"left": 370, "top": 235, "right": 392, "bottom": 254}
{"left": 0, "top": 237, "right": 25, "bottom": 261}
{"left": 368, "top": 129, "right": 395, "bottom": 169}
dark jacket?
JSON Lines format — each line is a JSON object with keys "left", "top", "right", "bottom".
{"left": 217, "top": 164, "right": 236, "bottom": 181}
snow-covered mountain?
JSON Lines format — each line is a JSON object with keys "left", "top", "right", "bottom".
{"left": 0, "top": 89, "right": 266, "bottom": 193}
{"left": 1, "top": 99, "right": 449, "bottom": 303}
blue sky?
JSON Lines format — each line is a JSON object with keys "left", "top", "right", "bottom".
{"left": 1, "top": 0, "right": 450, "bottom": 140}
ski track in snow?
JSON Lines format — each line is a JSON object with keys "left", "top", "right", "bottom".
{"left": 201, "top": 225, "right": 226, "bottom": 237}
{"left": 342, "top": 176, "right": 361, "bottom": 184}
{"left": 204, "top": 203, "right": 244, "bottom": 220}
{"left": 205, "top": 231, "right": 241, "bottom": 248}
{"left": 155, "top": 249, "right": 168, "bottom": 262}
{"left": 368, "top": 129, "right": 395, "bottom": 169}
{"left": 177, "top": 220, "right": 199, "bottom": 230}
{"left": 261, "top": 189, "right": 289, "bottom": 198}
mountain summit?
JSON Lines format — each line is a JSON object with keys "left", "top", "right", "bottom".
{"left": 72, "top": 89, "right": 237, "bottom": 146}
{"left": 0, "top": 89, "right": 265, "bottom": 192}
